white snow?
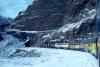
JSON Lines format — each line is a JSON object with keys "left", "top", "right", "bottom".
{"left": 0, "top": 47, "right": 98, "bottom": 67}
{"left": 58, "top": 9, "right": 96, "bottom": 33}
{"left": 7, "top": 29, "right": 38, "bottom": 34}
{"left": 7, "top": 29, "right": 55, "bottom": 34}
{"left": 43, "top": 34, "right": 51, "bottom": 38}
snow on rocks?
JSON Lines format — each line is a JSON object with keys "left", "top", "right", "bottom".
{"left": 58, "top": 9, "right": 96, "bottom": 33}
{"left": 0, "top": 34, "right": 24, "bottom": 57}
{"left": 1, "top": 34, "right": 24, "bottom": 48}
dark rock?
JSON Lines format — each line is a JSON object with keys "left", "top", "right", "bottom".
{"left": 0, "top": 35, "right": 3, "bottom": 41}
{"left": 24, "top": 40, "right": 30, "bottom": 47}
{"left": 8, "top": 32, "right": 28, "bottom": 42}
{"left": 77, "top": 17, "right": 96, "bottom": 34}
{"left": 12, "top": 0, "right": 96, "bottom": 31}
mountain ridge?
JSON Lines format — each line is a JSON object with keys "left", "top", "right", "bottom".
{"left": 12, "top": 0, "right": 96, "bottom": 31}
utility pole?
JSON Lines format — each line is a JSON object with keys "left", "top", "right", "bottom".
{"left": 68, "top": 28, "right": 74, "bottom": 49}
{"left": 68, "top": 28, "right": 72, "bottom": 49}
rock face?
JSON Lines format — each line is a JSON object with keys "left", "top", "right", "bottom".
{"left": 13, "top": 0, "right": 96, "bottom": 31}
{"left": 77, "top": 17, "right": 96, "bottom": 34}
{"left": 0, "top": 35, "right": 3, "bottom": 41}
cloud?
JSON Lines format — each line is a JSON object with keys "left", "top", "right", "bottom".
{"left": 0, "top": 0, "right": 33, "bottom": 18}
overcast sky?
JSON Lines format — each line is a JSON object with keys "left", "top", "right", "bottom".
{"left": 0, "top": 0, "right": 33, "bottom": 18}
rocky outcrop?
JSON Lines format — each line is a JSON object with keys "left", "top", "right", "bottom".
{"left": 12, "top": 0, "right": 96, "bottom": 31}
{"left": 77, "top": 17, "right": 96, "bottom": 34}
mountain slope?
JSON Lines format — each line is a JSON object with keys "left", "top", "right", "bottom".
{"left": 12, "top": 0, "right": 96, "bottom": 31}
{"left": 8, "top": 0, "right": 96, "bottom": 47}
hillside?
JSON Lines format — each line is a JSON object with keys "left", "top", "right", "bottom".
{"left": 6, "top": 0, "right": 96, "bottom": 48}
{"left": 12, "top": 0, "right": 96, "bottom": 32}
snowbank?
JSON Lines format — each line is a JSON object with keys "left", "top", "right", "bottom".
{"left": 0, "top": 47, "right": 98, "bottom": 67}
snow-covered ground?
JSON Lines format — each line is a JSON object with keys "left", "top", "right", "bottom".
{"left": 0, "top": 47, "right": 98, "bottom": 67}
